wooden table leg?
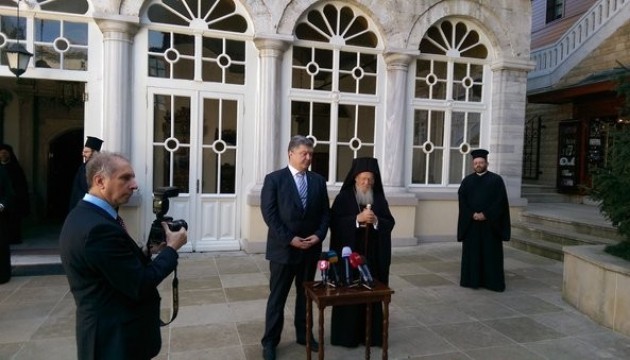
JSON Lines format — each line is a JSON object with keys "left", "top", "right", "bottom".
{"left": 318, "top": 305, "right": 325, "bottom": 360}
{"left": 365, "top": 303, "right": 372, "bottom": 360}
{"left": 306, "top": 297, "right": 312, "bottom": 360}
{"left": 382, "top": 298, "right": 390, "bottom": 360}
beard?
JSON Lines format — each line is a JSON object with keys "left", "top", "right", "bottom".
{"left": 355, "top": 186, "right": 374, "bottom": 206}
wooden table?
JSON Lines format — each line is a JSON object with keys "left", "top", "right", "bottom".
{"left": 303, "top": 280, "right": 395, "bottom": 360}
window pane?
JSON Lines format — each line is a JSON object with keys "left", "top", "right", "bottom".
{"left": 65, "top": 22, "right": 88, "bottom": 45}
{"left": 35, "top": 19, "right": 60, "bottom": 42}
{"left": 449, "top": 149, "right": 465, "bottom": 184}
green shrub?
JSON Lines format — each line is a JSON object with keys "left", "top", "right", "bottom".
{"left": 590, "top": 68, "right": 630, "bottom": 261}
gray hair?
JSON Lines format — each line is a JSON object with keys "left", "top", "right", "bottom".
{"left": 86, "top": 151, "right": 130, "bottom": 188}
{"left": 287, "top": 135, "right": 314, "bottom": 152}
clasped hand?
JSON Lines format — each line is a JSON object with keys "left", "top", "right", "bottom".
{"left": 472, "top": 212, "right": 486, "bottom": 221}
{"left": 357, "top": 208, "right": 377, "bottom": 224}
{"left": 291, "top": 235, "right": 319, "bottom": 250}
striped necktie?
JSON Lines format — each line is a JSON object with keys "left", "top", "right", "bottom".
{"left": 296, "top": 172, "right": 307, "bottom": 208}
{"left": 116, "top": 215, "right": 128, "bottom": 233}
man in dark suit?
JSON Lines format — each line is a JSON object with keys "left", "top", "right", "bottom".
{"left": 260, "top": 135, "right": 330, "bottom": 360}
{"left": 60, "top": 151, "right": 187, "bottom": 360}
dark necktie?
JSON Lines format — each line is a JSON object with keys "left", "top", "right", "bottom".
{"left": 296, "top": 172, "right": 308, "bottom": 208}
{"left": 116, "top": 215, "right": 128, "bottom": 233}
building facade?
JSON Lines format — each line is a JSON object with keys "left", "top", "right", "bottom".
{"left": 0, "top": 0, "right": 533, "bottom": 252}
{"left": 525, "top": 0, "right": 630, "bottom": 199}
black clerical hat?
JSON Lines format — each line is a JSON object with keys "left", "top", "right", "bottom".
{"left": 340, "top": 157, "right": 384, "bottom": 194}
{"left": 470, "top": 149, "right": 489, "bottom": 160}
{"left": 84, "top": 136, "right": 103, "bottom": 151}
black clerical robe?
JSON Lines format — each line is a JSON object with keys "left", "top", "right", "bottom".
{"left": 329, "top": 189, "right": 395, "bottom": 347}
{"left": 457, "top": 171, "right": 511, "bottom": 292}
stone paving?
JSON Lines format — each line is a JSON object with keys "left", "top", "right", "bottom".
{"left": 1, "top": 242, "right": 630, "bottom": 359}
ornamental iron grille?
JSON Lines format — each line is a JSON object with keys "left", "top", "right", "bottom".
{"left": 522, "top": 115, "right": 542, "bottom": 180}
{"left": 291, "top": 2, "right": 381, "bottom": 183}
{"left": 412, "top": 19, "right": 490, "bottom": 186}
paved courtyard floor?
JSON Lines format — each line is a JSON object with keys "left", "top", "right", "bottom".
{"left": 1, "top": 242, "right": 630, "bottom": 359}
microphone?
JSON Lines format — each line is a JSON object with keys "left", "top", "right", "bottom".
{"left": 349, "top": 252, "right": 374, "bottom": 286}
{"left": 327, "top": 250, "right": 341, "bottom": 286}
{"left": 341, "top": 246, "right": 352, "bottom": 285}
{"left": 318, "top": 253, "right": 329, "bottom": 285}
{"left": 358, "top": 255, "right": 374, "bottom": 285}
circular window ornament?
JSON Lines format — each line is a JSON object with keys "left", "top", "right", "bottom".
{"left": 352, "top": 66, "right": 364, "bottom": 80}
{"left": 306, "top": 61, "right": 319, "bottom": 75}
{"left": 164, "top": 137, "right": 180, "bottom": 152}
{"left": 422, "top": 141, "right": 434, "bottom": 154}
{"left": 165, "top": 48, "right": 179, "bottom": 63}
{"left": 54, "top": 37, "right": 70, "bottom": 52}
{"left": 217, "top": 53, "right": 231, "bottom": 68}
{"left": 212, "top": 139, "right": 227, "bottom": 154}
{"left": 459, "top": 142, "right": 470, "bottom": 154}
{"left": 349, "top": 137, "right": 362, "bottom": 151}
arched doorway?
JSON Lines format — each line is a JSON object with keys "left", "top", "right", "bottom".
{"left": 48, "top": 129, "right": 83, "bottom": 221}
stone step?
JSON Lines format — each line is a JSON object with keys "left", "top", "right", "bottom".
{"left": 509, "top": 236, "right": 564, "bottom": 261}
{"left": 512, "top": 221, "right": 619, "bottom": 247}
{"left": 519, "top": 211, "right": 622, "bottom": 241}
{"left": 522, "top": 193, "right": 578, "bottom": 203}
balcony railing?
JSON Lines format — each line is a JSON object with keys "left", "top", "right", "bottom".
{"left": 529, "top": 0, "right": 629, "bottom": 88}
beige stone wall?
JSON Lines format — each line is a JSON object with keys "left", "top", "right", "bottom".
{"left": 524, "top": 102, "right": 574, "bottom": 187}
{"left": 563, "top": 245, "right": 630, "bottom": 337}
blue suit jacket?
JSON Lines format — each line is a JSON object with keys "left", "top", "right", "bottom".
{"left": 261, "top": 167, "right": 330, "bottom": 264}
{"left": 60, "top": 200, "right": 178, "bottom": 360}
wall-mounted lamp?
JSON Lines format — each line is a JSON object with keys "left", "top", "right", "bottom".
{"left": 5, "top": 0, "right": 32, "bottom": 78}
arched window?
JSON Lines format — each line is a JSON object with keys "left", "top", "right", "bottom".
{"left": 291, "top": 2, "right": 381, "bottom": 183}
{"left": 144, "top": 0, "right": 250, "bottom": 195}
{"left": 145, "top": 0, "right": 249, "bottom": 83}
{"left": 0, "top": 0, "right": 89, "bottom": 71}
{"left": 411, "top": 19, "right": 490, "bottom": 186}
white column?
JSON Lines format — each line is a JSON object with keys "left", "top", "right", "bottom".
{"left": 253, "top": 36, "right": 290, "bottom": 184}
{"left": 95, "top": 19, "right": 138, "bottom": 157}
{"left": 381, "top": 52, "right": 413, "bottom": 188}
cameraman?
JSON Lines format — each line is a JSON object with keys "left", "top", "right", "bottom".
{"left": 60, "top": 151, "right": 187, "bottom": 360}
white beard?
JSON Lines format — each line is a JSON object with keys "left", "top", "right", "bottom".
{"left": 355, "top": 187, "right": 374, "bottom": 206}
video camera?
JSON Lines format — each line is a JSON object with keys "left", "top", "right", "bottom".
{"left": 147, "top": 186, "right": 188, "bottom": 248}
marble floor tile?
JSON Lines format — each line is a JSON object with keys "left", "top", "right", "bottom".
{"left": 483, "top": 316, "right": 564, "bottom": 343}
{"left": 220, "top": 273, "right": 268, "bottom": 288}
{"left": 12, "top": 336, "right": 76, "bottom": 360}
{"left": 224, "top": 285, "right": 269, "bottom": 302}
{"left": 465, "top": 344, "right": 545, "bottom": 360}
{"left": 168, "top": 323, "right": 240, "bottom": 353}
{"left": 216, "top": 257, "right": 261, "bottom": 275}
{"left": 179, "top": 275, "right": 222, "bottom": 291}
{"left": 400, "top": 273, "right": 455, "bottom": 287}
{"left": 429, "top": 321, "right": 515, "bottom": 350}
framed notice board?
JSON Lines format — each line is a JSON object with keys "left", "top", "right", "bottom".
{"left": 557, "top": 120, "right": 581, "bottom": 192}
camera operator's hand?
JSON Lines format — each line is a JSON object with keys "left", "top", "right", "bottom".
{"left": 162, "top": 221, "right": 187, "bottom": 251}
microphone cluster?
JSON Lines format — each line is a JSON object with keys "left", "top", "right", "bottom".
{"left": 316, "top": 246, "right": 375, "bottom": 289}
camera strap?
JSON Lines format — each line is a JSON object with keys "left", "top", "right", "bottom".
{"left": 159, "top": 268, "right": 179, "bottom": 327}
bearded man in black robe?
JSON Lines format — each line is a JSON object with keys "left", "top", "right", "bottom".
{"left": 329, "top": 157, "right": 395, "bottom": 347}
{"left": 457, "top": 149, "right": 511, "bottom": 292}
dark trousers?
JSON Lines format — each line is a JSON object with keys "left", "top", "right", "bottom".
{"left": 261, "top": 259, "right": 316, "bottom": 347}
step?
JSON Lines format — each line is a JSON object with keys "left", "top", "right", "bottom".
{"left": 519, "top": 211, "right": 622, "bottom": 241}
{"left": 511, "top": 221, "right": 619, "bottom": 247}
{"left": 509, "top": 236, "right": 564, "bottom": 261}
{"left": 522, "top": 193, "right": 577, "bottom": 203}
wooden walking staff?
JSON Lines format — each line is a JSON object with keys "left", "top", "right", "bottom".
{"left": 363, "top": 203, "right": 372, "bottom": 258}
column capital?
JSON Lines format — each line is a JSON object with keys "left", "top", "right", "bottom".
{"left": 95, "top": 17, "right": 139, "bottom": 41}
{"left": 384, "top": 51, "right": 415, "bottom": 71}
{"left": 490, "top": 56, "right": 536, "bottom": 72}
{"left": 254, "top": 35, "right": 292, "bottom": 57}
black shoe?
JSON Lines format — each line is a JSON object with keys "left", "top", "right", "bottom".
{"left": 296, "top": 338, "right": 319, "bottom": 352}
{"left": 262, "top": 346, "right": 276, "bottom": 360}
